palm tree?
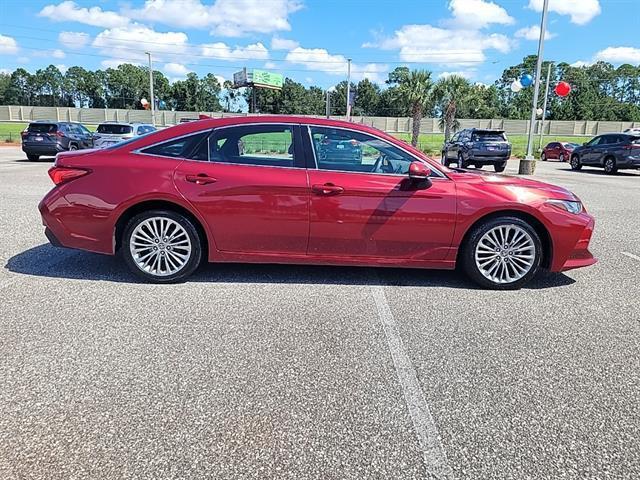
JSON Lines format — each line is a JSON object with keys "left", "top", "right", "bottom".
{"left": 433, "top": 75, "right": 474, "bottom": 142}
{"left": 395, "top": 70, "right": 433, "bottom": 147}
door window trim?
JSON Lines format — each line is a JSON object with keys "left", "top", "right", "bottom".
{"left": 132, "top": 129, "right": 213, "bottom": 160}
{"left": 303, "top": 124, "right": 447, "bottom": 179}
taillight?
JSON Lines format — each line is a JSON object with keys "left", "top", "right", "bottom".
{"left": 48, "top": 166, "right": 90, "bottom": 185}
{"left": 21, "top": 131, "right": 28, "bottom": 138}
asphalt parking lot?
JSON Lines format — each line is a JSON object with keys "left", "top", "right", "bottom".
{"left": 0, "top": 145, "right": 638, "bottom": 480}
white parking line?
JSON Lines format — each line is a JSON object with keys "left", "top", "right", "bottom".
{"left": 370, "top": 283, "right": 452, "bottom": 480}
{"left": 622, "top": 251, "right": 640, "bottom": 262}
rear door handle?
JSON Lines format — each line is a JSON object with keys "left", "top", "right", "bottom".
{"left": 186, "top": 173, "right": 217, "bottom": 185}
{"left": 312, "top": 183, "right": 344, "bottom": 196}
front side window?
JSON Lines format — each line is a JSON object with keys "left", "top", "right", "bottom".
{"left": 211, "top": 124, "right": 295, "bottom": 168}
{"left": 586, "top": 136, "right": 602, "bottom": 147}
{"left": 139, "top": 131, "right": 209, "bottom": 158}
{"left": 309, "top": 126, "right": 421, "bottom": 175}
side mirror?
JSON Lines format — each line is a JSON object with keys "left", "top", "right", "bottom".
{"left": 408, "top": 162, "right": 433, "bottom": 188}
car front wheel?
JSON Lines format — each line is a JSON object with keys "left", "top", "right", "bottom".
{"left": 570, "top": 155, "right": 582, "bottom": 171}
{"left": 122, "top": 210, "right": 203, "bottom": 283}
{"left": 462, "top": 217, "right": 542, "bottom": 290}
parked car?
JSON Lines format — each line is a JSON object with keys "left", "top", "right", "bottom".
{"left": 39, "top": 116, "right": 596, "bottom": 289}
{"left": 541, "top": 141, "right": 580, "bottom": 162}
{"left": 570, "top": 133, "right": 640, "bottom": 174}
{"left": 442, "top": 128, "right": 512, "bottom": 172}
{"left": 315, "top": 135, "right": 362, "bottom": 164}
{"left": 21, "top": 121, "right": 93, "bottom": 161}
{"left": 93, "top": 122, "right": 156, "bottom": 149}
{"left": 623, "top": 127, "right": 640, "bottom": 135}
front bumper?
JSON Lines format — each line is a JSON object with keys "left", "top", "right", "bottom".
{"left": 554, "top": 216, "right": 597, "bottom": 272}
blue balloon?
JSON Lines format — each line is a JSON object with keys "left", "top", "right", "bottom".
{"left": 520, "top": 74, "right": 533, "bottom": 87}
{"left": 159, "top": 100, "right": 167, "bottom": 109}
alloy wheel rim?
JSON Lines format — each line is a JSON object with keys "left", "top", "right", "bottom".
{"left": 129, "top": 217, "right": 192, "bottom": 277}
{"left": 606, "top": 159, "right": 613, "bottom": 170}
{"left": 475, "top": 224, "right": 535, "bottom": 284}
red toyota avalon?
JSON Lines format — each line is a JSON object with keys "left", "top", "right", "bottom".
{"left": 39, "top": 116, "right": 596, "bottom": 289}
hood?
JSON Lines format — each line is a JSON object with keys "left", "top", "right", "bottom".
{"left": 448, "top": 169, "right": 578, "bottom": 200}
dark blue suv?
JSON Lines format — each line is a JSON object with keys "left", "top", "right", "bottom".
{"left": 442, "top": 128, "right": 512, "bottom": 172}
{"left": 570, "top": 133, "right": 640, "bottom": 174}
{"left": 22, "top": 121, "right": 94, "bottom": 161}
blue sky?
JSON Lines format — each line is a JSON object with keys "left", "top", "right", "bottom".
{"left": 0, "top": 0, "right": 638, "bottom": 88}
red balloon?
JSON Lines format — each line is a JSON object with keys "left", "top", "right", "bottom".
{"left": 555, "top": 81, "right": 571, "bottom": 97}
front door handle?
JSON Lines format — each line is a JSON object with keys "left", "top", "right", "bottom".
{"left": 312, "top": 183, "right": 344, "bottom": 196}
{"left": 186, "top": 173, "right": 217, "bottom": 185}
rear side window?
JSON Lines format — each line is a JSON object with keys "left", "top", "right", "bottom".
{"left": 28, "top": 123, "right": 57, "bottom": 133}
{"left": 97, "top": 124, "right": 133, "bottom": 135}
{"left": 472, "top": 131, "right": 506, "bottom": 142}
{"left": 211, "top": 124, "right": 296, "bottom": 168}
{"left": 140, "top": 131, "right": 209, "bottom": 159}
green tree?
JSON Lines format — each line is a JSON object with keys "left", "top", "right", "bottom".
{"left": 395, "top": 70, "right": 433, "bottom": 146}
{"left": 433, "top": 75, "right": 474, "bottom": 141}
{"left": 353, "top": 78, "right": 380, "bottom": 116}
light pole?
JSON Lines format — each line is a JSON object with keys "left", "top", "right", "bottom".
{"left": 538, "top": 62, "right": 553, "bottom": 151}
{"left": 326, "top": 90, "right": 331, "bottom": 118}
{"left": 345, "top": 58, "right": 352, "bottom": 121}
{"left": 145, "top": 51, "right": 155, "bottom": 126}
{"left": 519, "top": 0, "right": 549, "bottom": 175}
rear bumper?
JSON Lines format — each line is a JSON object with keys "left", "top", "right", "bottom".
{"left": 22, "top": 143, "right": 63, "bottom": 156}
{"left": 467, "top": 154, "right": 510, "bottom": 163}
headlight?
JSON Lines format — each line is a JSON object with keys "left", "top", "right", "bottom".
{"left": 546, "top": 199, "right": 583, "bottom": 214}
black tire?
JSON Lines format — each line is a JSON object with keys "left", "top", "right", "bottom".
{"left": 121, "top": 209, "right": 203, "bottom": 283}
{"left": 559, "top": 153, "right": 565, "bottom": 162}
{"left": 461, "top": 216, "right": 543, "bottom": 290}
{"left": 475, "top": 164, "right": 483, "bottom": 169}
{"left": 441, "top": 152, "right": 450, "bottom": 167}
{"left": 541, "top": 152, "right": 547, "bottom": 161}
{"left": 494, "top": 162, "right": 507, "bottom": 173}
{"left": 570, "top": 155, "right": 582, "bottom": 171}
{"left": 458, "top": 153, "right": 468, "bottom": 169}
{"left": 26, "top": 154, "right": 39, "bottom": 161}
{"left": 68, "top": 143, "right": 78, "bottom": 151}
{"left": 603, "top": 156, "right": 618, "bottom": 175}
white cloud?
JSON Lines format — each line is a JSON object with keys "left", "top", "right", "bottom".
{"left": 56, "top": 64, "right": 68, "bottom": 73}
{"left": 438, "top": 70, "right": 474, "bottom": 79}
{"left": 93, "top": 25, "right": 189, "bottom": 63}
{"left": 264, "top": 61, "right": 277, "bottom": 69}
{"left": 39, "top": 1, "right": 129, "bottom": 28}
{"left": 215, "top": 75, "right": 226, "bottom": 86}
{"left": 271, "top": 36, "right": 299, "bottom": 50}
{"left": 528, "top": 0, "right": 601, "bottom": 25}
{"left": 285, "top": 46, "right": 387, "bottom": 82}
{"left": 594, "top": 47, "right": 640, "bottom": 65}
{"left": 0, "top": 34, "right": 19, "bottom": 55}
{"left": 101, "top": 59, "right": 134, "bottom": 69}
{"left": 52, "top": 49, "right": 66, "bottom": 59}
{"left": 570, "top": 60, "right": 591, "bottom": 68}
{"left": 17, "top": 57, "right": 30, "bottom": 64}
{"left": 164, "top": 62, "right": 191, "bottom": 76}
{"left": 126, "top": 0, "right": 301, "bottom": 37}
{"left": 200, "top": 42, "right": 269, "bottom": 60}
{"left": 58, "top": 31, "right": 90, "bottom": 49}
{"left": 366, "top": 24, "right": 513, "bottom": 66}
{"left": 515, "top": 25, "right": 556, "bottom": 41}
{"left": 0, "top": 68, "right": 11, "bottom": 75}
{"left": 448, "top": 0, "right": 515, "bottom": 28}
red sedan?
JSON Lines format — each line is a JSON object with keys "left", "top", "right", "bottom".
{"left": 39, "top": 116, "right": 596, "bottom": 289}
{"left": 541, "top": 141, "right": 581, "bottom": 162}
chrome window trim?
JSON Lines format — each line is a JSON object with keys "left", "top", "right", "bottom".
{"left": 304, "top": 124, "right": 448, "bottom": 179}
{"left": 131, "top": 129, "right": 213, "bottom": 160}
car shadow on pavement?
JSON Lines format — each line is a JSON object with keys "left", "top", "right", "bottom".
{"left": 5, "top": 243, "right": 576, "bottom": 290}
{"left": 559, "top": 168, "right": 640, "bottom": 177}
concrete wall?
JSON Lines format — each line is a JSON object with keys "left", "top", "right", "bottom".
{"left": 1, "top": 106, "right": 639, "bottom": 136}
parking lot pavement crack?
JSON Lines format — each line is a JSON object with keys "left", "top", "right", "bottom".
{"left": 369, "top": 281, "right": 453, "bottom": 480}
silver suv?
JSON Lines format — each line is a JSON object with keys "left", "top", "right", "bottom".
{"left": 93, "top": 122, "right": 157, "bottom": 149}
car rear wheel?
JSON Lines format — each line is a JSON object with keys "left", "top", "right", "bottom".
{"left": 541, "top": 152, "right": 547, "bottom": 161}
{"left": 494, "top": 162, "right": 507, "bottom": 173}
{"left": 604, "top": 157, "right": 618, "bottom": 175}
{"left": 26, "top": 154, "right": 39, "bottom": 161}
{"left": 462, "top": 217, "right": 542, "bottom": 290}
{"left": 441, "top": 152, "right": 450, "bottom": 167}
{"left": 122, "top": 210, "right": 202, "bottom": 283}
{"left": 570, "top": 155, "right": 582, "bottom": 171}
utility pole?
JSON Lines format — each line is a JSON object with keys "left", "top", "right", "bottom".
{"left": 538, "top": 62, "right": 553, "bottom": 151}
{"left": 519, "top": 0, "right": 549, "bottom": 175}
{"left": 326, "top": 90, "right": 331, "bottom": 118}
{"left": 146, "top": 52, "right": 155, "bottom": 126}
{"left": 345, "top": 58, "right": 352, "bottom": 121}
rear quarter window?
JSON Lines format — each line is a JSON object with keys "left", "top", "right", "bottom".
{"left": 97, "top": 124, "right": 133, "bottom": 135}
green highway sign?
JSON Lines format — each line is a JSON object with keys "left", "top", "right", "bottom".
{"left": 251, "top": 69, "right": 284, "bottom": 89}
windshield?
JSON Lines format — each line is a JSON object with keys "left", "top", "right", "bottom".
{"left": 472, "top": 131, "right": 506, "bottom": 142}
{"left": 97, "top": 124, "right": 133, "bottom": 135}
{"left": 28, "top": 123, "right": 57, "bottom": 133}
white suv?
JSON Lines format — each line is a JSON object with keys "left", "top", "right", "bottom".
{"left": 93, "top": 123, "right": 157, "bottom": 148}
